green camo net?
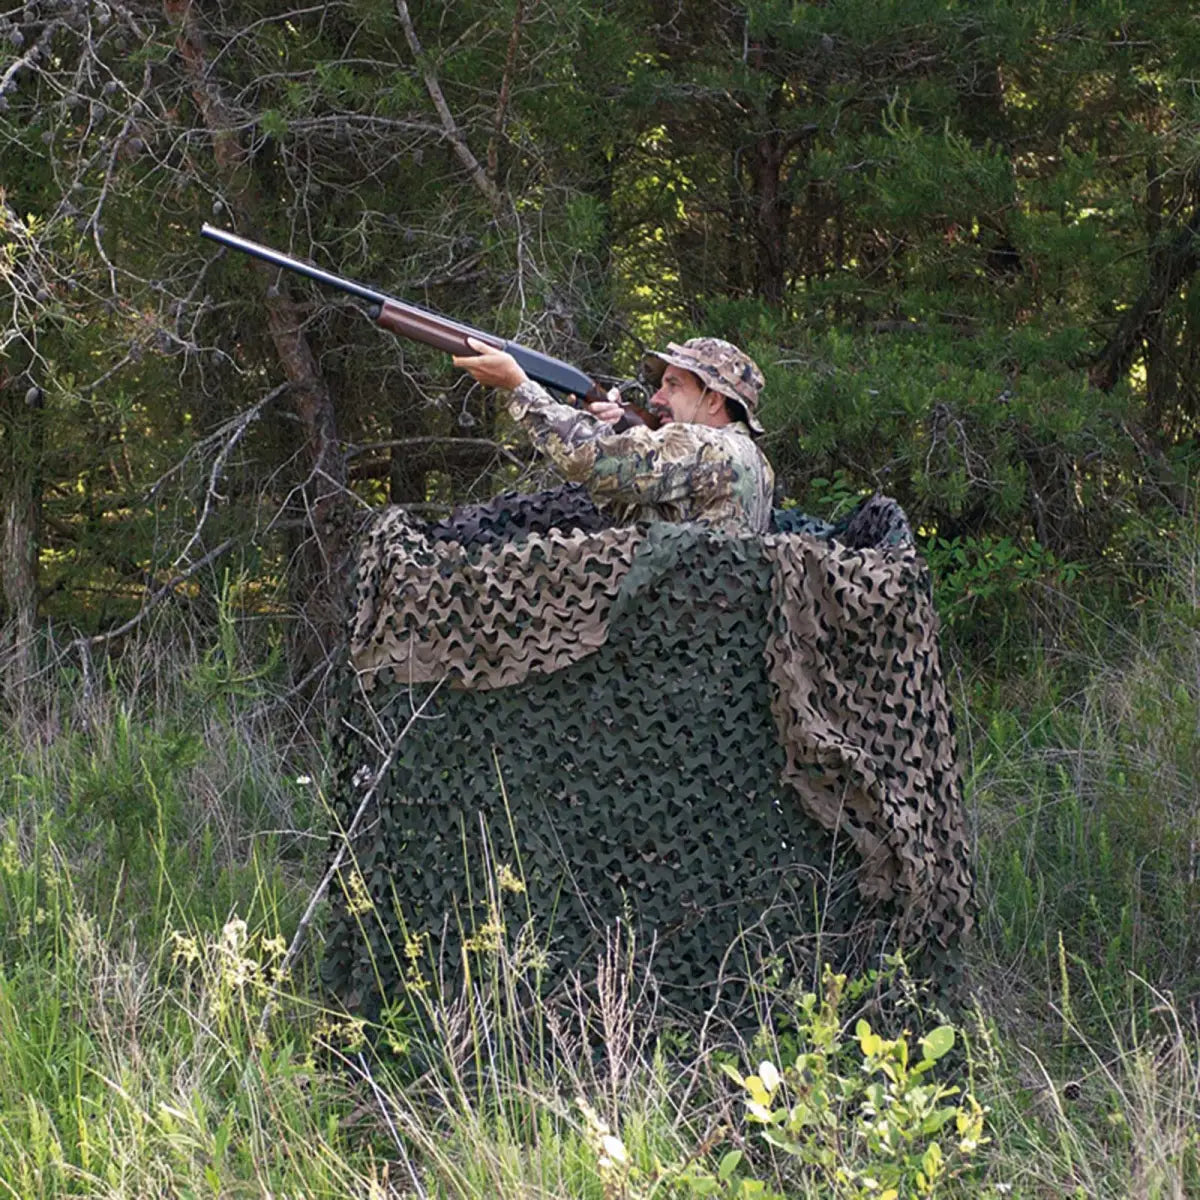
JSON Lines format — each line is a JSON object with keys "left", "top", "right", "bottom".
{"left": 319, "top": 487, "right": 974, "bottom": 1019}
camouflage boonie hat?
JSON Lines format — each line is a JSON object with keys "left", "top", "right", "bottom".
{"left": 644, "top": 337, "right": 765, "bottom": 434}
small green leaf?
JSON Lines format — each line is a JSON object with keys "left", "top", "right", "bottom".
{"left": 856, "top": 1019, "right": 883, "bottom": 1057}
{"left": 921, "top": 1025, "right": 955, "bottom": 1061}
{"left": 920, "top": 1107, "right": 958, "bottom": 1135}
{"left": 259, "top": 109, "right": 288, "bottom": 139}
{"left": 719, "top": 1062, "right": 746, "bottom": 1087}
{"left": 718, "top": 1149, "right": 743, "bottom": 1181}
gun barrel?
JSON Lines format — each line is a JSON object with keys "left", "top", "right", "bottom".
{"left": 198, "top": 223, "right": 647, "bottom": 418}
{"left": 200, "top": 223, "right": 390, "bottom": 308}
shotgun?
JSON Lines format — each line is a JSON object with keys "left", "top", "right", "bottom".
{"left": 199, "top": 224, "right": 657, "bottom": 429}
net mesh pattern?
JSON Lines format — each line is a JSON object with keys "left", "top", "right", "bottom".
{"left": 321, "top": 487, "right": 973, "bottom": 1018}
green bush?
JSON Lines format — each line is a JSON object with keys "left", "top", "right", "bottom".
{"left": 708, "top": 967, "right": 986, "bottom": 1199}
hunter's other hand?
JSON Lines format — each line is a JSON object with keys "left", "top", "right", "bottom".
{"left": 452, "top": 337, "right": 528, "bottom": 390}
{"left": 586, "top": 387, "right": 625, "bottom": 425}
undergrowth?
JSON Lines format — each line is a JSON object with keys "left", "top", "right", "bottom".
{"left": 0, "top": 553, "right": 1198, "bottom": 1196}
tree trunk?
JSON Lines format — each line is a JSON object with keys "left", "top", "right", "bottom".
{"left": 1140, "top": 156, "right": 1181, "bottom": 437}
{"left": 1, "top": 375, "right": 43, "bottom": 719}
{"left": 1090, "top": 193, "right": 1200, "bottom": 401}
{"left": 748, "top": 130, "right": 789, "bottom": 305}
{"left": 166, "top": 0, "right": 350, "bottom": 672}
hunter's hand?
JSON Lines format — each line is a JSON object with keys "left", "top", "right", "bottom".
{"left": 452, "top": 337, "right": 528, "bottom": 390}
{"left": 586, "top": 387, "right": 625, "bottom": 425}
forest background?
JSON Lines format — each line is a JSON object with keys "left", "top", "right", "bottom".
{"left": 1, "top": 0, "right": 1199, "bottom": 1196}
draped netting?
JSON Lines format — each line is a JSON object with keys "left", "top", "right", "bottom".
{"left": 321, "top": 487, "right": 973, "bottom": 1018}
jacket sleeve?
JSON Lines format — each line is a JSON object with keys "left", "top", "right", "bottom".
{"left": 508, "top": 381, "right": 735, "bottom": 508}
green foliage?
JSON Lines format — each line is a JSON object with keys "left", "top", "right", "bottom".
{"left": 924, "top": 534, "right": 1081, "bottom": 662}
{"left": 960, "top": 541, "right": 1200, "bottom": 1064}
{"left": 185, "top": 570, "right": 283, "bottom": 705}
{"left": 0, "top": 611, "right": 1196, "bottom": 1195}
{"left": 758, "top": 321, "right": 1141, "bottom": 583}
{"left": 0, "top": 623, "right": 307, "bottom": 947}
{"left": 713, "top": 966, "right": 986, "bottom": 1199}
{"left": 4, "top": 0, "right": 1200, "bottom": 644}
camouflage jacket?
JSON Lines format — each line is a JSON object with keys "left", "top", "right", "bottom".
{"left": 510, "top": 380, "right": 775, "bottom": 534}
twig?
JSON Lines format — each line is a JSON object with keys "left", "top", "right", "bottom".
{"left": 254, "top": 675, "right": 447, "bottom": 1037}
{"left": 354, "top": 1051, "right": 429, "bottom": 1198}
{"left": 169, "top": 384, "right": 288, "bottom": 570}
{"left": 487, "top": 0, "right": 528, "bottom": 181}
{"left": 145, "top": 385, "right": 288, "bottom": 497}
{"left": 69, "top": 536, "right": 237, "bottom": 652}
{"left": 346, "top": 435, "right": 529, "bottom": 474}
{"left": 87, "top": 60, "right": 156, "bottom": 291}
{"left": 348, "top": 436, "right": 515, "bottom": 455}
{"left": 0, "top": 19, "right": 61, "bottom": 95}
{"left": 394, "top": 0, "right": 505, "bottom": 218}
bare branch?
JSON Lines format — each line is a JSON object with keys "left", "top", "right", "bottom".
{"left": 253, "top": 675, "right": 447, "bottom": 1037}
{"left": 487, "top": 0, "right": 529, "bottom": 183}
{"left": 168, "top": 384, "right": 288, "bottom": 571}
{"left": 394, "top": 0, "right": 506, "bottom": 218}
{"left": 69, "top": 536, "right": 237, "bottom": 653}
{"left": 347, "top": 435, "right": 521, "bottom": 456}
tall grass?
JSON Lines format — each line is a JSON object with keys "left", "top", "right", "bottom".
{"left": 951, "top": 536, "right": 1200, "bottom": 1198}
{"left": 0, "top": 556, "right": 1198, "bottom": 1196}
{"left": 965, "top": 577, "right": 1200, "bottom": 1029}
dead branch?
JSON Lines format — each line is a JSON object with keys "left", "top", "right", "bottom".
{"left": 253, "top": 674, "right": 446, "bottom": 1038}
{"left": 487, "top": 0, "right": 529, "bottom": 182}
{"left": 69, "top": 535, "right": 237, "bottom": 653}
{"left": 394, "top": 0, "right": 505, "bottom": 218}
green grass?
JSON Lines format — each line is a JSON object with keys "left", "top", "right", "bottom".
{"left": 0, "top": 579, "right": 1198, "bottom": 1197}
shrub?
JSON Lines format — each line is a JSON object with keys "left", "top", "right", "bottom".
{"left": 711, "top": 966, "right": 987, "bottom": 1199}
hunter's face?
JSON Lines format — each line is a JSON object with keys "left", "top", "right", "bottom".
{"left": 653, "top": 366, "right": 710, "bottom": 424}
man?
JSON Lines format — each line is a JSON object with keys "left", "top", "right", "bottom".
{"left": 452, "top": 335, "right": 775, "bottom": 534}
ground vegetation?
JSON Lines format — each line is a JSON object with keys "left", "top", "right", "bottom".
{"left": 2, "top": 1, "right": 1199, "bottom": 1195}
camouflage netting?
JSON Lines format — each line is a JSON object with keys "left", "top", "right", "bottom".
{"left": 320, "top": 486, "right": 974, "bottom": 1020}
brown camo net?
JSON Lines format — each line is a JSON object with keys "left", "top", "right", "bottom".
{"left": 321, "top": 487, "right": 974, "bottom": 1018}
